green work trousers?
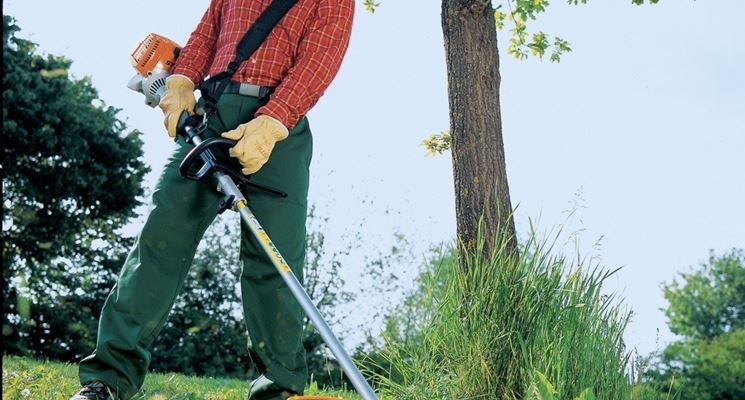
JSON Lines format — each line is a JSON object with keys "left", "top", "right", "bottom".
{"left": 79, "top": 94, "right": 312, "bottom": 399}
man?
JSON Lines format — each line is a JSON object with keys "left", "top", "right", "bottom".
{"left": 70, "top": 1, "right": 354, "bottom": 399}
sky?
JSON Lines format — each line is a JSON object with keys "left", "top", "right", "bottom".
{"left": 4, "top": 0, "right": 744, "bottom": 357}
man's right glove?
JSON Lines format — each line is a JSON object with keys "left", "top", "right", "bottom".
{"left": 158, "top": 74, "right": 196, "bottom": 138}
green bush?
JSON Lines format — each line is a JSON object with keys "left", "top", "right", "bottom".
{"left": 662, "top": 249, "right": 744, "bottom": 341}
{"left": 644, "top": 249, "right": 745, "bottom": 400}
{"left": 3, "top": 15, "right": 147, "bottom": 360}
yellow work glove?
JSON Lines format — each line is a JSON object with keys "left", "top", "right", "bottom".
{"left": 158, "top": 74, "right": 196, "bottom": 138}
{"left": 221, "top": 115, "right": 289, "bottom": 175}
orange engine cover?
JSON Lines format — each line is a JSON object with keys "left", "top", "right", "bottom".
{"left": 130, "top": 33, "right": 181, "bottom": 77}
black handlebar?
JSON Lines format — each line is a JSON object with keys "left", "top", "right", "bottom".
{"left": 178, "top": 136, "right": 239, "bottom": 181}
{"left": 175, "top": 110, "right": 287, "bottom": 198}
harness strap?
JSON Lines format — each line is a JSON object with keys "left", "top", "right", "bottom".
{"left": 199, "top": 0, "right": 299, "bottom": 114}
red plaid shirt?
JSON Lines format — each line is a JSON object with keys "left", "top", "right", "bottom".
{"left": 174, "top": 0, "right": 354, "bottom": 128}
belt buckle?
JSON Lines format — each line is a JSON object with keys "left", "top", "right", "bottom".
{"left": 238, "top": 83, "right": 261, "bottom": 98}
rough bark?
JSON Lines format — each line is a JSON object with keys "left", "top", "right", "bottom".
{"left": 441, "top": 0, "right": 518, "bottom": 261}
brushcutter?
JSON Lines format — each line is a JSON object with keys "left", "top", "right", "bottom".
{"left": 127, "top": 32, "right": 378, "bottom": 400}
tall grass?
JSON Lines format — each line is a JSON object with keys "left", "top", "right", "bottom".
{"left": 374, "top": 225, "right": 645, "bottom": 400}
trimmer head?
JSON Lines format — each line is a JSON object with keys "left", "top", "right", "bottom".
{"left": 126, "top": 33, "right": 181, "bottom": 107}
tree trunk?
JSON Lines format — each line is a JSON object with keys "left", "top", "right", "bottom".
{"left": 441, "top": 0, "right": 518, "bottom": 261}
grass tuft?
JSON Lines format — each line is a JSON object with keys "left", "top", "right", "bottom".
{"left": 373, "top": 225, "right": 656, "bottom": 400}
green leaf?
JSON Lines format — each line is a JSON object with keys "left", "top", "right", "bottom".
{"left": 575, "top": 388, "right": 597, "bottom": 400}
{"left": 363, "top": 0, "right": 380, "bottom": 13}
{"left": 533, "top": 370, "right": 558, "bottom": 400}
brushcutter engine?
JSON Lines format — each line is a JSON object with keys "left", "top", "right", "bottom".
{"left": 127, "top": 33, "right": 181, "bottom": 107}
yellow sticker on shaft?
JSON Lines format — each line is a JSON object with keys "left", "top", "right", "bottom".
{"left": 247, "top": 212, "right": 291, "bottom": 273}
{"left": 257, "top": 230, "right": 291, "bottom": 273}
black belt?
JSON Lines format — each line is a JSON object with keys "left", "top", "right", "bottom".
{"left": 222, "top": 81, "right": 274, "bottom": 99}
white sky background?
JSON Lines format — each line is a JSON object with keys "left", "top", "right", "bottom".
{"left": 4, "top": 0, "right": 744, "bottom": 357}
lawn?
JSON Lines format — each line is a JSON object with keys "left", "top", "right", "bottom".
{"left": 2, "top": 356, "right": 360, "bottom": 400}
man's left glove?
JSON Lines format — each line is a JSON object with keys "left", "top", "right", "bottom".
{"left": 158, "top": 74, "right": 196, "bottom": 138}
{"left": 222, "top": 115, "right": 289, "bottom": 175}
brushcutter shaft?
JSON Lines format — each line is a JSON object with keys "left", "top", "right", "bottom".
{"left": 235, "top": 202, "right": 379, "bottom": 400}
{"left": 235, "top": 199, "right": 377, "bottom": 400}
{"left": 187, "top": 133, "right": 379, "bottom": 400}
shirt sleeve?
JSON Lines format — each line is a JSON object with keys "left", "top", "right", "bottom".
{"left": 256, "top": 0, "right": 354, "bottom": 129}
{"left": 172, "top": 0, "right": 223, "bottom": 85}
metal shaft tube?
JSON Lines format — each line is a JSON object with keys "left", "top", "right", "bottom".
{"left": 212, "top": 170, "right": 378, "bottom": 400}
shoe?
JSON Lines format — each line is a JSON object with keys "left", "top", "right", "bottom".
{"left": 69, "top": 381, "right": 113, "bottom": 400}
{"left": 248, "top": 374, "right": 299, "bottom": 400}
